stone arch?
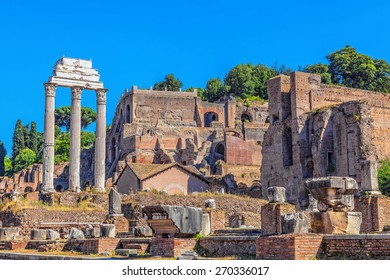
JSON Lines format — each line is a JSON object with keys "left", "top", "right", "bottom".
{"left": 126, "top": 104, "right": 131, "bottom": 123}
{"left": 229, "top": 214, "right": 245, "bottom": 228}
{"left": 24, "top": 186, "right": 34, "bottom": 193}
{"left": 111, "top": 137, "right": 116, "bottom": 162}
{"left": 55, "top": 184, "right": 64, "bottom": 192}
{"left": 241, "top": 113, "right": 252, "bottom": 123}
{"left": 204, "top": 112, "right": 218, "bottom": 127}
{"left": 282, "top": 127, "right": 293, "bottom": 166}
{"left": 215, "top": 143, "right": 225, "bottom": 159}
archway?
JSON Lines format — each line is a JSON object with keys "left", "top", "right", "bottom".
{"left": 24, "top": 186, "right": 33, "bottom": 193}
{"left": 126, "top": 104, "right": 131, "bottom": 123}
{"left": 215, "top": 143, "right": 225, "bottom": 160}
{"left": 282, "top": 127, "right": 293, "bottom": 166}
{"left": 204, "top": 112, "right": 218, "bottom": 127}
{"left": 241, "top": 113, "right": 251, "bottom": 123}
{"left": 111, "top": 137, "right": 116, "bottom": 162}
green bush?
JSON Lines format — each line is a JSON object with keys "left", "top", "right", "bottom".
{"left": 378, "top": 160, "right": 390, "bottom": 196}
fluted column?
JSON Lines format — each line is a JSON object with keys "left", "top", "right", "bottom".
{"left": 95, "top": 89, "right": 108, "bottom": 192}
{"left": 42, "top": 83, "right": 56, "bottom": 192}
{"left": 69, "top": 87, "right": 83, "bottom": 192}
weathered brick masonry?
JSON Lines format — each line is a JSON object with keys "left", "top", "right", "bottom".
{"left": 150, "top": 238, "right": 196, "bottom": 257}
{"left": 256, "top": 234, "right": 324, "bottom": 260}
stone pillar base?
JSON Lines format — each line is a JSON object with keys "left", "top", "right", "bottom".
{"left": 261, "top": 203, "right": 296, "bottom": 235}
{"left": 311, "top": 212, "right": 362, "bottom": 234}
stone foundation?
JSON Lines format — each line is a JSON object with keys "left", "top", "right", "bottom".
{"left": 198, "top": 236, "right": 257, "bottom": 258}
{"left": 150, "top": 238, "right": 196, "bottom": 257}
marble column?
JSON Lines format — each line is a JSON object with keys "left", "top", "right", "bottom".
{"left": 69, "top": 87, "right": 83, "bottom": 192}
{"left": 42, "top": 83, "right": 56, "bottom": 192}
{"left": 95, "top": 89, "right": 108, "bottom": 192}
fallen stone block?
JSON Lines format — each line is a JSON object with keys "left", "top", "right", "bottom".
{"left": 205, "top": 199, "right": 216, "bottom": 209}
{"left": 100, "top": 224, "right": 116, "bottom": 238}
{"left": 134, "top": 226, "right": 153, "bottom": 237}
{"left": 281, "top": 212, "right": 310, "bottom": 234}
{"left": 68, "top": 228, "right": 85, "bottom": 240}
{"left": 47, "top": 229, "right": 60, "bottom": 241}
{"left": 0, "top": 227, "right": 19, "bottom": 241}
{"left": 31, "top": 229, "right": 47, "bottom": 241}
{"left": 267, "top": 187, "right": 286, "bottom": 203}
{"left": 311, "top": 211, "right": 362, "bottom": 234}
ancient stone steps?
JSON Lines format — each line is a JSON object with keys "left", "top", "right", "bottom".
{"left": 0, "top": 241, "right": 7, "bottom": 250}
{"left": 119, "top": 238, "right": 151, "bottom": 254}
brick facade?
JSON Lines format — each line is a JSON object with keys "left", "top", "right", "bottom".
{"left": 354, "top": 196, "right": 390, "bottom": 232}
{"left": 256, "top": 234, "right": 323, "bottom": 260}
{"left": 82, "top": 238, "right": 120, "bottom": 254}
{"left": 322, "top": 235, "right": 390, "bottom": 259}
{"left": 150, "top": 238, "right": 196, "bottom": 257}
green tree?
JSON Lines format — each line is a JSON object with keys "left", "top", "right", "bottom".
{"left": 203, "top": 78, "right": 226, "bottom": 102}
{"left": 153, "top": 74, "right": 183, "bottom": 91}
{"left": 0, "top": 141, "right": 6, "bottom": 176}
{"left": 55, "top": 106, "right": 97, "bottom": 131}
{"left": 13, "top": 148, "right": 36, "bottom": 173}
{"left": 29, "top": 121, "right": 39, "bottom": 155}
{"left": 327, "top": 45, "right": 390, "bottom": 92}
{"left": 303, "top": 63, "right": 332, "bottom": 84}
{"left": 184, "top": 87, "right": 204, "bottom": 100}
{"left": 224, "top": 63, "right": 277, "bottom": 100}
{"left": 378, "top": 160, "right": 390, "bottom": 196}
{"left": 4, "top": 156, "right": 12, "bottom": 177}
{"left": 12, "top": 119, "right": 25, "bottom": 160}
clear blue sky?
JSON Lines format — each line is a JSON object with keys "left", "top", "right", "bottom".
{"left": 0, "top": 0, "right": 389, "bottom": 154}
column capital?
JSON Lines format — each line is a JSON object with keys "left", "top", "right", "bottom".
{"left": 96, "top": 88, "right": 108, "bottom": 105}
{"left": 71, "top": 86, "right": 83, "bottom": 100}
{"left": 44, "top": 83, "right": 56, "bottom": 97}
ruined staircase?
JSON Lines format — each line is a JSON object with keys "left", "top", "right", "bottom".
{"left": 147, "top": 219, "right": 180, "bottom": 238}
{"left": 0, "top": 241, "right": 7, "bottom": 250}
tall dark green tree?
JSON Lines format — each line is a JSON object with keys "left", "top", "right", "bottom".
{"left": 153, "top": 74, "right": 183, "bottom": 91}
{"left": 12, "top": 119, "right": 25, "bottom": 160}
{"left": 0, "top": 141, "right": 6, "bottom": 176}
{"left": 29, "top": 121, "right": 38, "bottom": 155}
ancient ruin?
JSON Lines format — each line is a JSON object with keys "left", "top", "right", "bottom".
{"left": 104, "top": 86, "right": 268, "bottom": 194}
{"left": 2, "top": 61, "right": 390, "bottom": 260}
{"left": 43, "top": 58, "right": 108, "bottom": 193}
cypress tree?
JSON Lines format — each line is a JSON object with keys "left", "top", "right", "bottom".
{"left": 0, "top": 141, "right": 6, "bottom": 176}
{"left": 12, "top": 119, "right": 25, "bottom": 160}
{"left": 29, "top": 122, "right": 38, "bottom": 155}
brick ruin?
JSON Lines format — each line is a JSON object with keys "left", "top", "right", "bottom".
{"left": 261, "top": 71, "right": 388, "bottom": 207}
{"left": 104, "top": 86, "right": 267, "bottom": 192}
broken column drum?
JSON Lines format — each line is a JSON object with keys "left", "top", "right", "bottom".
{"left": 42, "top": 58, "right": 108, "bottom": 192}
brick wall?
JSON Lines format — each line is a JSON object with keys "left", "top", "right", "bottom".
{"left": 322, "top": 235, "right": 390, "bottom": 259}
{"left": 82, "top": 238, "right": 120, "bottom": 255}
{"left": 0, "top": 209, "right": 106, "bottom": 236}
{"left": 261, "top": 203, "right": 296, "bottom": 234}
{"left": 256, "top": 234, "right": 323, "bottom": 260}
{"left": 354, "top": 196, "right": 390, "bottom": 232}
{"left": 198, "top": 236, "right": 257, "bottom": 258}
{"left": 150, "top": 238, "right": 196, "bottom": 257}
{"left": 208, "top": 210, "right": 225, "bottom": 233}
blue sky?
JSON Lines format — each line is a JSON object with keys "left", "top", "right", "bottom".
{"left": 0, "top": 0, "right": 389, "bottom": 154}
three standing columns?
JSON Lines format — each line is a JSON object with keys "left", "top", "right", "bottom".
{"left": 42, "top": 84, "right": 108, "bottom": 193}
